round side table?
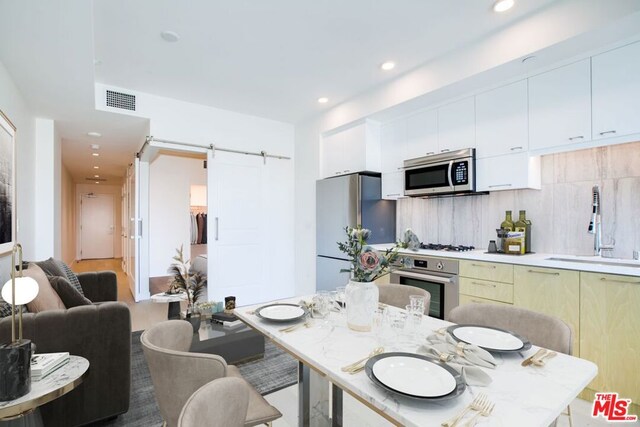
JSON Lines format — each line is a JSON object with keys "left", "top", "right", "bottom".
{"left": 0, "top": 355, "right": 89, "bottom": 425}
{"left": 151, "top": 292, "right": 188, "bottom": 319}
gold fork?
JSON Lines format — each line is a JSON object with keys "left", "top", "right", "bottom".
{"left": 441, "top": 393, "right": 488, "bottom": 427}
{"left": 341, "top": 347, "right": 384, "bottom": 373}
{"left": 279, "top": 321, "right": 310, "bottom": 333}
{"left": 464, "top": 401, "right": 495, "bottom": 427}
{"left": 532, "top": 350, "right": 557, "bottom": 366}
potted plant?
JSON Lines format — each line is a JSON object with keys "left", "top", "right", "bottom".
{"left": 168, "top": 246, "right": 207, "bottom": 333}
{"left": 337, "top": 226, "right": 402, "bottom": 332}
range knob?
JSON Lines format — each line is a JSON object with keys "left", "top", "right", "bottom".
{"left": 436, "top": 261, "right": 444, "bottom": 270}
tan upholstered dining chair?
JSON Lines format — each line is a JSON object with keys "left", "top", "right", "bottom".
{"left": 448, "top": 303, "right": 574, "bottom": 426}
{"left": 141, "top": 320, "right": 281, "bottom": 427}
{"left": 178, "top": 377, "right": 250, "bottom": 427}
{"left": 376, "top": 283, "right": 431, "bottom": 315}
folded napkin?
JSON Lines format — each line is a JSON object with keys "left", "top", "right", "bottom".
{"left": 416, "top": 332, "right": 497, "bottom": 386}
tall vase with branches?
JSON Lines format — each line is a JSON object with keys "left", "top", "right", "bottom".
{"left": 168, "top": 246, "right": 207, "bottom": 331}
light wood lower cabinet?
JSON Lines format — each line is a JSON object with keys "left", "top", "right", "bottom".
{"left": 580, "top": 272, "right": 640, "bottom": 412}
{"left": 459, "top": 293, "right": 512, "bottom": 307}
{"left": 459, "top": 277, "right": 513, "bottom": 303}
{"left": 459, "top": 260, "right": 513, "bottom": 283}
{"left": 513, "top": 266, "right": 580, "bottom": 356}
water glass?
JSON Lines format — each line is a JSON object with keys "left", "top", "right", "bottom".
{"left": 409, "top": 295, "right": 426, "bottom": 314}
{"left": 312, "top": 292, "right": 330, "bottom": 319}
{"left": 336, "top": 286, "right": 346, "bottom": 310}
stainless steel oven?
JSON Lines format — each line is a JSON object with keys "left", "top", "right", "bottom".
{"left": 404, "top": 148, "right": 476, "bottom": 197}
{"left": 390, "top": 255, "right": 459, "bottom": 320}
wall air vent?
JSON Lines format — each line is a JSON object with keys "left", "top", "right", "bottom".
{"left": 105, "top": 90, "right": 136, "bottom": 111}
{"left": 85, "top": 177, "right": 107, "bottom": 182}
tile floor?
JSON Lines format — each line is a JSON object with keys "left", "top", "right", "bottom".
{"left": 74, "top": 258, "right": 614, "bottom": 426}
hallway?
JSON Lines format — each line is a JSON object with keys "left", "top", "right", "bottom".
{"left": 72, "top": 258, "right": 175, "bottom": 331}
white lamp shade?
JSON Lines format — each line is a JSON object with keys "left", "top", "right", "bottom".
{"left": 2, "top": 277, "right": 40, "bottom": 305}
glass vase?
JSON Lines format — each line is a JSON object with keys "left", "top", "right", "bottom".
{"left": 345, "top": 280, "right": 379, "bottom": 332}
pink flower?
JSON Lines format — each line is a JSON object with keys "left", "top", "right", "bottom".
{"left": 359, "top": 251, "right": 380, "bottom": 271}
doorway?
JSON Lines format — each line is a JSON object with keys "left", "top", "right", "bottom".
{"left": 80, "top": 193, "right": 115, "bottom": 259}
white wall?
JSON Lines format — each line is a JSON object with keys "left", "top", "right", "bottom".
{"left": 293, "top": 6, "right": 640, "bottom": 297}
{"left": 149, "top": 154, "right": 206, "bottom": 277}
{"left": 75, "top": 183, "right": 122, "bottom": 260}
{"left": 0, "top": 60, "right": 36, "bottom": 285}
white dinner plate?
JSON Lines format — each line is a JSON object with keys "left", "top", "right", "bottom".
{"left": 371, "top": 355, "right": 456, "bottom": 398}
{"left": 451, "top": 326, "right": 524, "bottom": 351}
{"left": 256, "top": 304, "right": 306, "bottom": 322}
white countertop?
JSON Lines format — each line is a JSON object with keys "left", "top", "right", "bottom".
{"left": 371, "top": 244, "right": 640, "bottom": 277}
{"left": 236, "top": 297, "right": 598, "bottom": 427}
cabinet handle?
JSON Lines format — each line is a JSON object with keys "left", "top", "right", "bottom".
{"left": 397, "top": 167, "right": 404, "bottom": 170}
{"left": 472, "top": 281, "right": 496, "bottom": 288}
{"left": 335, "top": 172, "right": 341, "bottom": 175}
{"left": 215, "top": 217, "right": 219, "bottom": 241}
{"left": 440, "top": 149, "right": 450, "bottom": 153}
{"left": 343, "top": 170, "right": 350, "bottom": 173}
{"left": 488, "top": 184, "right": 512, "bottom": 188}
{"left": 568, "top": 136, "right": 584, "bottom": 141}
{"left": 510, "top": 146, "right": 523, "bottom": 151}
{"left": 471, "top": 299, "right": 484, "bottom": 304}
{"left": 386, "top": 193, "right": 401, "bottom": 197}
{"left": 426, "top": 151, "right": 435, "bottom": 155}
{"left": 599, "top": 277, "right": 640, "bottom": 284}
{"left": 599, "top": 130, "right": 617, "bottom": 136}
{"left": 527, "top": 269, "right": 560, "bottom": 276}
{"left": 471, "top": 263, "right": 496, "bottom": 268}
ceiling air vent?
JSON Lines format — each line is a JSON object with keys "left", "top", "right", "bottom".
{"left": 105, "top": 90, "right": 136, "bottom": 111}
{"left": 85, "top": 177, "right": 107, "bottom": 182}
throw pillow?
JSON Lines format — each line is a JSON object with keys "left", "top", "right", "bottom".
{"left": 35, "top": 257, "right": 67, "bottom": 279}
{"left": 48, "top": 276, "right": 92, "bottom": 308}
{"left": 54, "top": 260, "right": 85, "bottom": 297}
{"left": 24, "top": 264, "right": 66, "bottom": 312}
{"left": 0, "top": 298, "right": 29, "bottom": 318}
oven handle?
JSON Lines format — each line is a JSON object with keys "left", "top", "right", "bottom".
{"left": 447, "top": 160, "right": 454, "bottom": 188}
{"left": 394, "top": 270, "right": 454, "bottom": 284}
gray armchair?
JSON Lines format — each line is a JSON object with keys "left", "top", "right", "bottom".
{"left": 0, "top": 270, "right": 131, "bottom": 427}
{"left": 178, "top": 377, "right": 250, "bottom": 427}
{"left": 141, "top": 320, "right": 281, "bottom": 427}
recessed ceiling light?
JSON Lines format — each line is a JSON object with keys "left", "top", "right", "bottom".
{"left": 493, "top": 0, "right": 514, "bottom": 12}
{"left": 317, "top": 97, "right": 329, "bottom": 104}
{"left": 87, "top": 132, "right": 101, "bottom": 138}
{"left": 93, "top": 166, "right": 99, "bottom": 169}
{"left": 160, "top": 31, "right": 180, "bottom": 43}
{"left": 92, "top": 153, "right": 100, "bottom": 157}
{"left": 380, "top": 61, "right": 396, "bottom": 71}
{"left": 95, "top": 181, "right": 100, "bottom": 184}
{"left": 94, "top": 175, "right": 100, "bottom": 178}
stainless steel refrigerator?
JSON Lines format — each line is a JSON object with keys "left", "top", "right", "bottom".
{"left": 316, "top": 173, "right": 396, "bottom": 291}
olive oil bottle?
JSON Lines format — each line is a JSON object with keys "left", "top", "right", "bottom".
{"left": 500, "top": 210, "right": 514, "bottom": 232}
{"left": 515, "top": 210, "right": 527, "bottom": 252}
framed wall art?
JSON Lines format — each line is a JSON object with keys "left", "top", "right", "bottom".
{"left": 0, "top": 110, "right": 16, "bottom": 255}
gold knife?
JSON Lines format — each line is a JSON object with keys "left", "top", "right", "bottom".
{"left": 522, "top": 348, "right": 547, "bottom": 367}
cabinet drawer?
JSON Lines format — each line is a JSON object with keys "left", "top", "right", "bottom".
{"left": 459, "top": 277, "right": 513, "bottom": 303}
{"left": 459, "top": 293, "right": 512, "bottom": 307}
{"left": 460, "top": 260, "right": 513, "bottom": 283}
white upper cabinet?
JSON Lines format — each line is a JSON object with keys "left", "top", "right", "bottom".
{"left": 475, "top": 80, "right": 528, "bottom": 158}
{"left": 381, "top": 171, "right": 404, "bottom": 200}
{"left": 529, "top": 59, "right": 591, "bottom": 151}
{"left": 592, "top": 41, "right": 640, "bottom": 140}
{"left": 437, "top": 97, "right": 476, "bottom": 153}
{"left": 321, "top": 120, "right": 381, "bottom": 178}
{"left": 476, "top": 152, "right": 541, "bottom": 192}
{"left": 405, "top": 108, "right": 438, "bottom": 159}
{"left": 380, "top": 119, "right": 406, "bottom": 173}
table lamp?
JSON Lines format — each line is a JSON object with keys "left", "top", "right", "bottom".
{"left": 0, "top": 243, "right": 39, "bottom": 401}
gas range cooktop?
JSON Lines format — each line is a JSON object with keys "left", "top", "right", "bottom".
{"left": 419, "top": 243, "right": 476, "bottom": 252}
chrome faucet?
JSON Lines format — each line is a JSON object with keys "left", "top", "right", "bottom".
{"left": 588, "top": 185, "right": 614, "bottom": 256}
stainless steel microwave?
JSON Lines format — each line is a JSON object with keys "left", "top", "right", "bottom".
{"left": 403, "top": 148, "right": 476, "bottom": 196}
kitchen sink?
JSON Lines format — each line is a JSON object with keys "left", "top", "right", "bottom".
{"left": 546, "top": 257, "right": 640, "bottom": 268}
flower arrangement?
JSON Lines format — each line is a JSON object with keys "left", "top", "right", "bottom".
{"left": 168, "top": 245, "right": 207, "bottom": 315}
{"left": 337, "top": 226, "right": 402, "bottom": 282}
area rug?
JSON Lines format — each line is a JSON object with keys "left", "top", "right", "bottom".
{"left": 92, "top": 330, "right": 297, "bottom": 426}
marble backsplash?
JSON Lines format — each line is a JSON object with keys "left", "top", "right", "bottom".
{"left": 396, "top": 141, "right": 640, "bottom": 259}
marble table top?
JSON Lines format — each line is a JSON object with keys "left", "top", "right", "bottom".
{"left": 0, "top": 355, "right": 89, "bottom": 419}
{"left": 150, "top": 292, "right": 188, "bottom": 303}
{"left": 236, "top": 297, "right": 598, "bottom": 427}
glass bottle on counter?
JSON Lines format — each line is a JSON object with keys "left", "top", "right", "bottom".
{"left": 515, "top": 211, "right": 528, "bottom": 253}
{"left": 521, "top": 210, "right": 532, "bottom": 253}
{"left": 500, "top": 210, "right": 514, "bottom": 232}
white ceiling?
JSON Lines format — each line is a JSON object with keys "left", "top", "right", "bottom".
{"left": 93, "top": 0, "right": 559, "bottom": 123}
{"left": 0, "top": 0, "right": 638, "bottom": 182}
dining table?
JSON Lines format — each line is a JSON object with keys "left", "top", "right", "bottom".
{"left": 235, "top": 296, "right": 598, "bottom": 427}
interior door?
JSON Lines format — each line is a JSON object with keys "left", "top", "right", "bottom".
{"left": 208, "top": 151, "right": 266, "bottom": 305}
{"left": 80, "top": 193, "right": 114, "bottom": 259}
